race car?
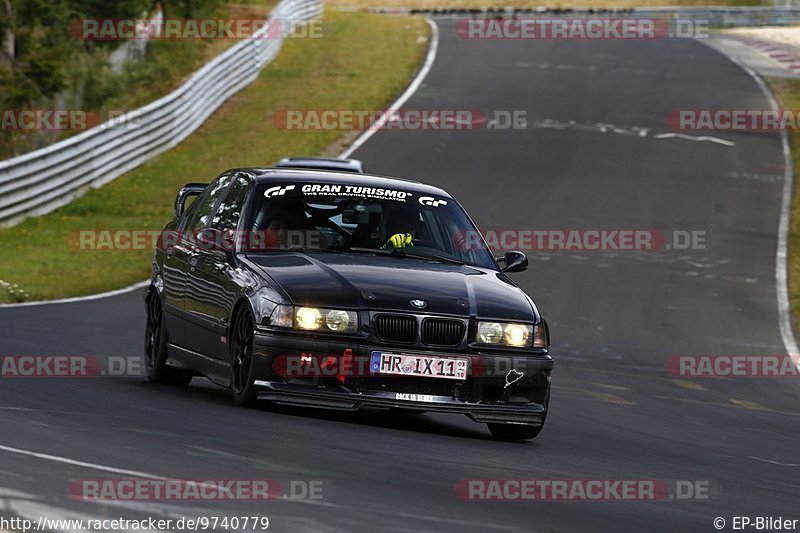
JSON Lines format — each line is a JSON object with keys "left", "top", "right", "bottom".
{"left": 145, "top": 168, "right": 552, "bottom": 440}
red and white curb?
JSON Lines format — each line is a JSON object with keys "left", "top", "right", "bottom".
{"left": 739, "top": 38, "right": 800, "bottom": 72}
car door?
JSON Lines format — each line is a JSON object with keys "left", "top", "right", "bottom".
{"left": 174, "top": 175, "right": 233, "bottom": 351}
{"left": 184, "top": 174, "right": 251, "bottom": 360}
{"left": 162, "top": 221, "right": 193, "bottom": 348}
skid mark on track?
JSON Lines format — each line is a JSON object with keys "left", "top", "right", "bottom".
{"left": 749, "top": 456, "right": 800, "bottom": 467}
{"left": 594, "top": 383, "right": 631, "bottom": 391}
{"left": 655, "top": 395, "right": 787, "bottom": 415}
{"left": 728, "top": 399, "right": 769, "bottom": 411}
{"left": 671, "top": 380, "right": 706, "bottom": 391}
{"left": 484, "top": 116, "right": 737, "bottom": 146}
{"left": 369, "top": 508, "right": 526, "bottom": 532}
{"left": 513, "top": 62, "right": 663, "bottom": 76}
{"left": 723, "top": 170, "right": 784, "bottom": 183}
{"left": 584, "top": 391, "right": 636, "bottom": 405}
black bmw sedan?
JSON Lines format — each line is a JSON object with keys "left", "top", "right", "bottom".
{"left": 145, "top": 167, "right": 552, "bottom": 440}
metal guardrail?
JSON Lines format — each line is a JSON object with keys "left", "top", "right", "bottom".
{"left": 629, "top": 7, "right": 800, "bottom": 26}
{"left": 398, "top": 6, "right": 800, "bottom": 27}
{"left": 0, "top": 0, "right": 323, "bottom": 227}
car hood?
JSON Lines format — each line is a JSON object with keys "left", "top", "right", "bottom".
{"left": 246, "top": 252, "right": 537, "bottom": 322}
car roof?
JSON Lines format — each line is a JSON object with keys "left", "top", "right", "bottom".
{"left": 231, "top": 168, "right": 454, "bottom": 199}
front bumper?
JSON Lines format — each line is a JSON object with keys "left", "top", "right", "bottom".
{"left": 252, "top": 330, "right": 553, "bottom": 425}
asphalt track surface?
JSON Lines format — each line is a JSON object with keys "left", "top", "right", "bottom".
{"left": 1, "top": 18, "right": 798, "bottom": 533}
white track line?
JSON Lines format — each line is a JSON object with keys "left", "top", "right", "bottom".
{"left": 653, "top": 133, "right": 736, "bottom": 147}
{"left": 710, "top": 46, "right": 800, "bottom": 358}
{"left": 0, "top": 443, "right": 163, "bottom": 479}
{"left": 0, "top": 18, "right": 440, "bottom": 309}
{"left": 0, "top": 280, "right": 149, "bottom": 309}
{"left": 339, "top": 17, "right": 439, "bottom": 158}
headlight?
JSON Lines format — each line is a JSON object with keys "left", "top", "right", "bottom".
{"left": 296, "top": 307, "right": 322, "bottom": 330}
{"left": 504, "top": 323, "right": 529, "bottom": 346}
{"left": 268, "top": 305, "right": 358, "bottom": 334}
{"left": 300, "top": 307, "right": 357, "bottom": 333}
{"left": 476, "top": 321, "right": 533, "bottom": 347}
{"left": 325, "top": 310, "right": 352, "bottom": 332}
{"left": 477, "top": 322, "right": 504, "bottom": 344}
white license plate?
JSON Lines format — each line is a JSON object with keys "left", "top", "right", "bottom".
{"left": 370, "top": 351, "right": 468, "bottom": 380}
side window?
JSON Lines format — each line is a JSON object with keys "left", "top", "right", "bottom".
{"left": 210, "top": 176, "right": 249, "bottom": 235}
{"left": 184, "top": 176, "right": 231, "bottom": 234}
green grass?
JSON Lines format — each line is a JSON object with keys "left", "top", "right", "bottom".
{"left": 769, "top": 78, "right": 800, "bottom": 335}
{"left": 0, "top": 11, "right": 430, "bottom": 303}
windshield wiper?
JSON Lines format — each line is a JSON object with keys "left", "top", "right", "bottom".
{"left": 394, "top": 250, "right": 465, "bottom": 265}
{"left": 340, "top": 246, "right": 464, "bottom": 265}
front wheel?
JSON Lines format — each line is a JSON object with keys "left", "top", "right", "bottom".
{"left": 230, "top": 304, "right": 257, "bottom": 406}
{"left": 488, "top": 390, "right": 549, "bottom": 441}
{"left": 390, "top": 408, "right": 426, "bottom": 415}
{"left": 144, "top": 292, "right": 193, "bottom": 386}
{"left": 487, "top": 423, "right": 543, "bottom": 441}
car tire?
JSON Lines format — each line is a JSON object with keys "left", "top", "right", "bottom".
{"left": 144, "top": 292, "right": 193, "bottom": 386}
{"left": 230, "top": 304, "right": 257, "bottom": 406}
{"left": 488, "top": 390, "right": 549, "bottom": 441}
{"left": 390, "top": 408, "right": 427, "bottom": 415}
{"left": 487, "top": 423, "right": 543, "bottom": 441}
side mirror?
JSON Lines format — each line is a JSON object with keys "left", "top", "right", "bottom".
{"left": 497, "top": 250, "right": 528, "bottom": 273}
{"left": 174, "top": 183, "right": 207, "bottom": 219}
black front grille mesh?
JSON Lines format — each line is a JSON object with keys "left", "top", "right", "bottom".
{"left": 422, "top": 318, "right": 465, "bottom": 347}
{"left": 374, "top": 314, "right": 417, "bottom": 343}
{"left": 360, "top": 377, "right": 466, "bottom": 398}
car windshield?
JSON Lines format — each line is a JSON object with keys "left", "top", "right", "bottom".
{"left": 246, "top": 182, "right": 496, "bottom": 269}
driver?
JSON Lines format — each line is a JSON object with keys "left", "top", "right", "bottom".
{"left": 255, "top": 202, "right": 307, "bottom": 250}
{"left": 381, "top": 207, "right": 419, "bottom": 250}
{"left": 265, "top": 211, "right": 302, "bottom": 248}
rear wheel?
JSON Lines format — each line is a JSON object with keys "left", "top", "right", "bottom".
{"left": 230, "top": 304, "right": 257, "bottom": 406}
{"left": 144, "top": 292, "right": 193, "bottom": 386}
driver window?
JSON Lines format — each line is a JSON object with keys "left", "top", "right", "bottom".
{"left": 184, "top": 176, "right": 231, "bottom": 235}
{"left": 210, "top": 176, "right": 249, "bottom": 236}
